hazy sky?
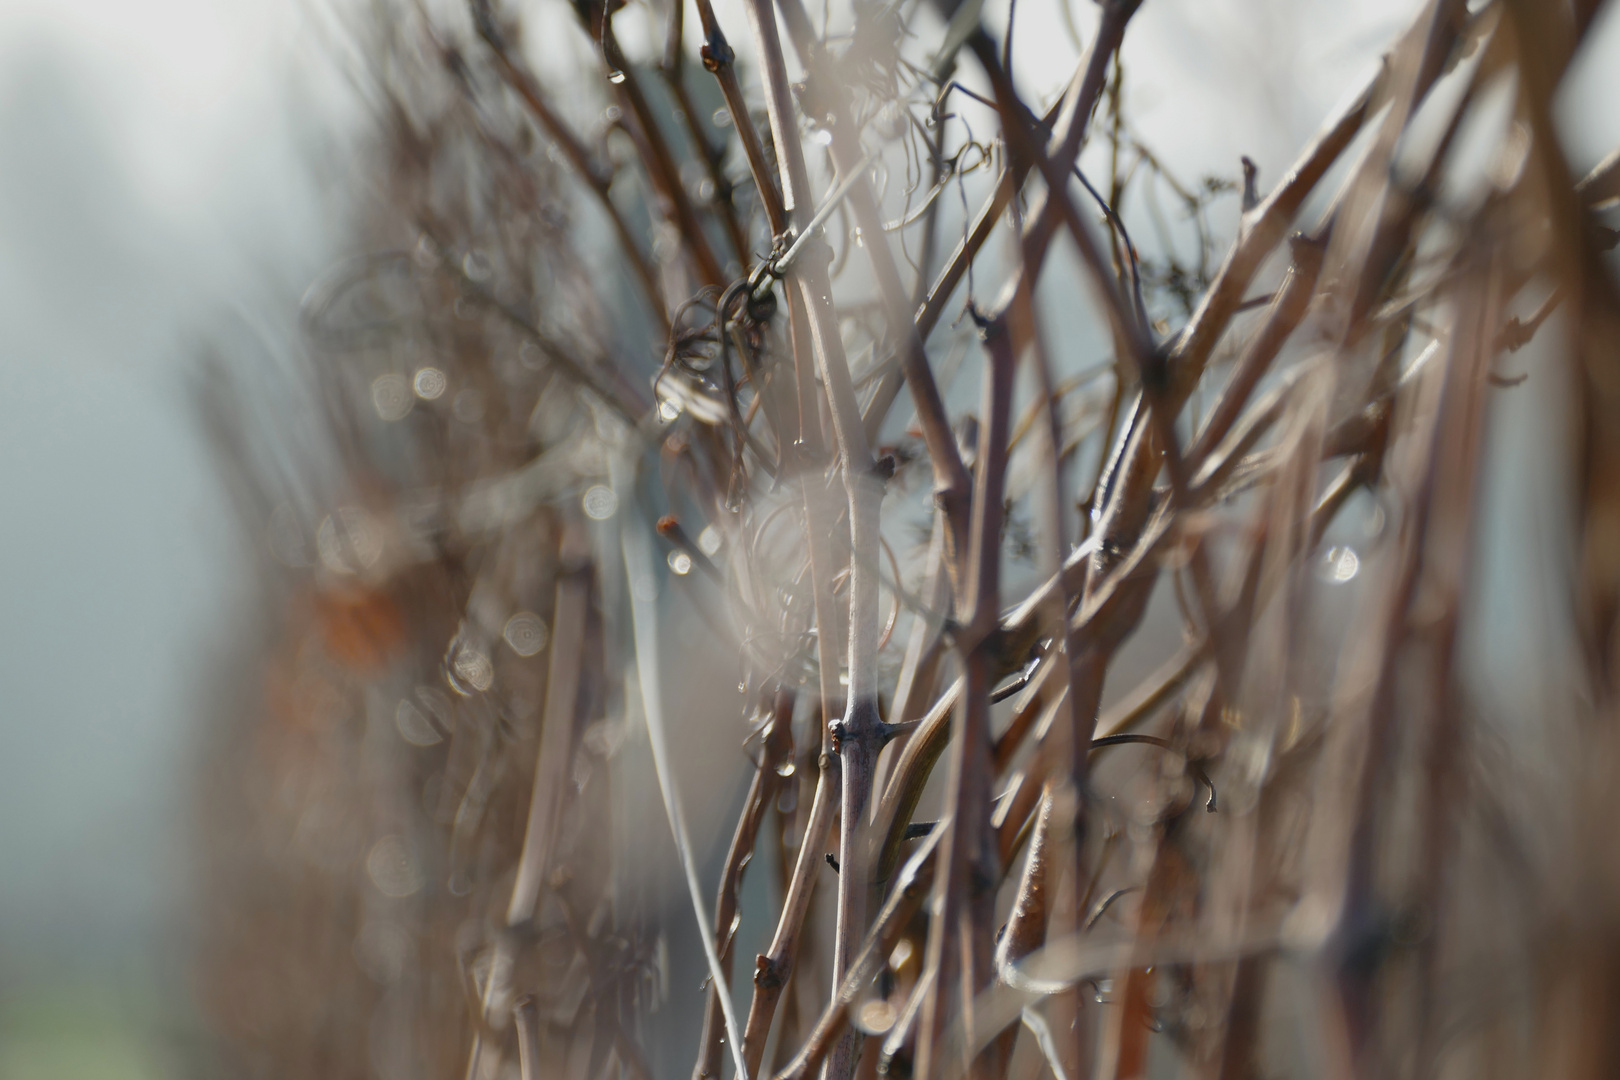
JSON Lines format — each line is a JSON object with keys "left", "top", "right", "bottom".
{"left": 0, "top": 0, "right": 336, "bottom": 977}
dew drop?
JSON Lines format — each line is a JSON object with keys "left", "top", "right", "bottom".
{"left": 366, "top": 835, "right": 424, "bottom": 898}
{"left": 1318, "top": 545, "right": 1360, "bottom": 583}
{"left": 607, "top": 69, "right": 627, "bottom": 85}
{"left": 396, "top": 699, "right": 443, "bottom": 746}
{"left": 461, "top": 250, "right": 492, "bottom": 282}
{"left": 668, "top": 551, "right": 693, "bottom": 575}
{"left": 856, "top": 999, "right": 897, "bottom": 1035}
{"left": 316, "top": 507, "right": 384, "bottom": 575}
{"left": 775, "top": 760, "right": 796, "bottom": 778}
{"left": 414, "top": 367, "right": 447, "bottom": 400}
{"left": 503, "top": 612, "right": 549, "bottom": 657}
{"left": 582, "top": 485, "right": 619, "bottom": 520}
{"left": 447, "top": 639, "right": 494, "bottom": 694}
{"left": 413, "top": 233, "right": 440, "bottom": 267}
{"left": 372, "top": 374, "right": 413, "bottom": 421}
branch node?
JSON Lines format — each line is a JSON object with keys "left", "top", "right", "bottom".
{"left": 753, "top": 953, "right": 785, "bottom": 989}
{"left": 700, "top": 30, "right": 735, "bottom": 72}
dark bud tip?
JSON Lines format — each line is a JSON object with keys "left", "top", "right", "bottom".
{"left": 871, "top": 454, "right": 897, "bottom": 483}
{"left": 656, "top": 514, "right": 679, "bottom": 535}
{"left": 700, "top": 35, "right": 734, "bottom": 72}
{"left": 1241, "top": 155, "right": 1260, "bottom": 212}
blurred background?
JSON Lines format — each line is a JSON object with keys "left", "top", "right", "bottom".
{"left": 2, "top": 0, "right": 1618, "bottom": 1076}
{"left": 0, "top": 1, "right": 339, "bottom": 1073}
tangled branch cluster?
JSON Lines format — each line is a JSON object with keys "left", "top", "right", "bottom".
{"left": 196, "top": 1, "right": 1620, "bottom": 1079}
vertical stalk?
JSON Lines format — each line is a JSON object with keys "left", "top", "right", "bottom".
{"left": 694, "top": 690, "right": 797, "bottom": 1080}
{"left": 737, "top": 8, "right": 886, "bottom": 1080}
{"left": 692, "top": 0, "right": 790, "bottom": 237}
{"left": 913, "top": 315, "right": 1017, "bottom": 1080}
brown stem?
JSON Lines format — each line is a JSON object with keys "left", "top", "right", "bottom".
{"left": 771, "top": 10, "right": 974, "bottom": 585}
{"left": 594, "top": 7, "right": 728, "bottom": 288}
{"left": 914, "top": 0, "right": 1130, "bottom": 347}
{"left": 741, "top": 749, "right": 841, "bottom": 1078}
{"left": 1170, "top": 77, "right": 1376, "bottom": 396}
{"left": 656, "top": 0, "right": 751, "bottom": 262}
{"left": 692, "top": 0, "right": 789, "bottom": 238}
{"left": 874, "top": 679, "right": 962, "bottom": 882}
{"left": 513, "top": 996, "right": 542, "bottom": 1080}
{"left": 967, "top": 30, "right": 1149, "bottom": 370}
{"left": 694, "top": 689, "right": 798, "bottom": 1080}
{"left": 988, "top": 789, "right": 1057, "bottom": 1069}
{"left": 912, "top": 314, "right": 1017, "bottom": 1080}
{"left": 742, "top": 363, "right": 843, "bottom": 1078}
{"left": 771, "top": 827, "right": 945, "bottom": 1080}
{"left": 1185, "top": 233, "right": 1328, "bottom": 465}
{"left": 738, "top": 8, "right": 886, "bottom": 1077}
{"left": 864, "top": 12, "right": 1132, "bottom": 437}
{"left": 471, "top": 5, "right": 670, "bottom": 332}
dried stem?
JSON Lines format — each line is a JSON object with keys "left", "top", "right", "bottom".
{"left": 694, "top": 689, "right": 798, "bottom": 1080}
{"left": 471, "top": 3, "right": 670, "bottom": 331}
